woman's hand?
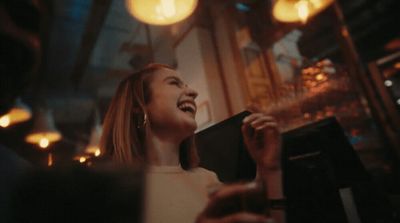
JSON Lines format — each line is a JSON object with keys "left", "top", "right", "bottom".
{"left": 241, "top": 110, "right": 281, "bottom": 171}
{"left": 196, "top": 183, "right": 274, "bottom": 223}
{"left": 241, "top": 111, "right": 285, "bottom": 223}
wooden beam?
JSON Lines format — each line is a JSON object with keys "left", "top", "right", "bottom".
{"left": 71, "top": 0, "right": 112, "bottom": 86}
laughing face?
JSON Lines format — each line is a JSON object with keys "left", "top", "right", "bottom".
{"left": 145, "top": 68, "right": 198, "bottom": 140}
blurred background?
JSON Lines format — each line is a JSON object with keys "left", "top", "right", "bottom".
{"left": 0, "top": 0, "right": 399, "bottom": 199}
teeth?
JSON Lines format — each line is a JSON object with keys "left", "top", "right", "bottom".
{"left": 178, "top": 102, "right": 196, "bottom": 113}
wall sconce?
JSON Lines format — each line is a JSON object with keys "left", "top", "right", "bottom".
{"left": 25, "top": 107, "right": 62, "bottom": 149}
{"left": 272, "top": 0, "right": 334, "bottom": 24}
{"left": 125, "top": 0, "right": 198, "bottom": 25}
{"left": 0, "top": 98, "right": 32, "bottom": 128}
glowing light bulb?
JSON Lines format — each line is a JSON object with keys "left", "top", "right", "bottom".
{"left": 126, "top": 0, "right": 198, "bottom": 25}
{"left": 310, "top": 0, "right": 322, "bottom": 8}
{"left": 384, "top": 80, "right": 393, "bottom": 87}
{"left": 0, "top": 115, "right": 10, "bottom": 128}
{"left": 159, "top": 0, "right": 176, "bottom": 18}
{"left": 315, "top": 73, "right": 327, "bottom": 81}
{"left": 95, "top": 149, "right": 101, "bottom": 157}
{"left": 39, "top": 137, "right": 50, "bottom": 149}
{"left": 295, "top": 0, "right": 310, "bottom": 23}
{"left": 79, "top": 157, "right": 86, "bottom": 163}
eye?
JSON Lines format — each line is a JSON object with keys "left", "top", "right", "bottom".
{"left": 169, "top": 80, "right": 183, "bottom": 87}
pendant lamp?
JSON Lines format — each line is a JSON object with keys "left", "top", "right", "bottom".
{"left": 25, "top": 108, "right": 62, "bottom": 149}
{"left": 272, "top": 0, "right": 334, "bottom": 23}
{"left": 125, "top": 0, "right": 198, "bottom": 25}
{"left": 0, "top": 98, "right": 32, "bottom": 128}
{"left": 85, "top": 119, "right": 103, "bottom": 157}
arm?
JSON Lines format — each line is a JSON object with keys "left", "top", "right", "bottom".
{"left": 242, "top": 112, "right": 286, "bottom": 223}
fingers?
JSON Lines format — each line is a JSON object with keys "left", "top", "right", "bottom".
{"left": 242, "top": 113, "right": 278, "bottom": 131}
{"left": 220, "top": 212, "right": 271, "bottom": 223}
{"left": 209, "top": 182, "right": 258, "bottom": 200}
{"left": 205, "top": 183, "right": 257, "bottom": 214}
{"left": 197, "top": 212, "right": 273, "bottom": 223}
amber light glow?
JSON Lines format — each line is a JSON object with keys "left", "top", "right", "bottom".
{"left": 86, "top": 146, "right": 101, "bottom": 157}
{"left": 48, "top": 153, "right": 53, "bottom": 166}
{"left": 273, "top": 0, "right": 333, "bottom": 24}
{"left": 73, "top": 155, "right": 90, "bottom": 163}
{"left": 25, "top": 132, "right": 61, "bottom": 149}
{"left": 39, "top": 137, "right": 50, "bottom": 148}
{"left": 315, "top": 73, "right": 327, "bottom": 81}
{"left": 0, "top": 115, "right": 10, "bottom": 128}
{"left": 295, "top": 0, "right": 310, "bottom": 23}
{"left": 125, "top": 0, "right": 198, "bottom": 25}
{"left": 79, "top": 157, "right": 86, "bottom": 163}
{"left": 0, "top": 105, "right": 32, "bottom": 128}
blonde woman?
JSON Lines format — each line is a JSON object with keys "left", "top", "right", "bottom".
{"left": 100, "top": 64, "right": 284, "bottom": 223}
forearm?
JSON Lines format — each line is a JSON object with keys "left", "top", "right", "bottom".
{"left": 256, "top": 166, "right": 285, "bottom": 223}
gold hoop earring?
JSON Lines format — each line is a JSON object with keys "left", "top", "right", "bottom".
{"left": 136, "top": 113, "right": 148, "bottom": 129}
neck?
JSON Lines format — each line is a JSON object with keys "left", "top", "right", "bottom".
{"left": 145, "top": 128, "right": 182, "bottom": 166}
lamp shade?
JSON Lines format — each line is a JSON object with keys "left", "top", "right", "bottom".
{"left": 85, "top": 125, "right": 103, "bottom": 157}
{"left": 25, "top": 108, "right": 62, "bottom": 149}
{"left": 125, "top": 0, "right": 198, "bottom": 25}
{"left": 0, "top": 98, "right": 32, "bottom": 128}
{"left": 272, "top": 0, "right": 334, "bottom": 23}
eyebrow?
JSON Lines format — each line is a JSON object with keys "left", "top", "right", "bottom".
{"left": 163, "top": 76, "right": 184, "bottom": 85}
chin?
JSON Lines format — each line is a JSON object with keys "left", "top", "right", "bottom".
{"left": 183, "top": 120, "right": 197, "bottom": 134}
{"left": 186, "top": 121, "right": 197, "bottom": 132}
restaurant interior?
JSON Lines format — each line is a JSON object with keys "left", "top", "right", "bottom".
{"left": 1, "top": 0, "right": 400, "bottom": 222}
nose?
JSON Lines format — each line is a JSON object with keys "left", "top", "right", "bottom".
{"left": 185, "top": 84, "right": 198, "bottom": 99}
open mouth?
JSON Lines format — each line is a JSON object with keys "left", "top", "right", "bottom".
{"left": 177, "top": 101, "right": 196, "bottom": 116}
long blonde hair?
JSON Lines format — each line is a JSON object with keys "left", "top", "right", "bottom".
{"left": 99, "top": 64, "right": 199, "bottom": 169}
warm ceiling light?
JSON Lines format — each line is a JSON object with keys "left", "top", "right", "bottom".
{"left": 25, "top": 108, "right": 62, "bottom": 149}
{"left": 39, "top": 138, "right": 50, "bottom": 148}
{"left": 85, "top": 125, "right": 102, "bottom": 155}
{"left": 125, "top": 0, "right": 198, "bottom": 25}
{"left": 85, "top": 109, "right": 103, "bottom": 156}
{"left": 273, "top": 0, "right": 334, "bottom": 23}
{"left": 0, "top": 98, "right": 32, "bottom": 128}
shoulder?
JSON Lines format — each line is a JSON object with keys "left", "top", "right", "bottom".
{"left": 189, "top": 167, "right": 220, "bottom": 184}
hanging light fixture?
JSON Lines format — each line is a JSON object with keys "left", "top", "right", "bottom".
{"left": 0, "top": 98, "right": 32, "bottom": 128}
{"left": 25, "top": 107, "right": 62, "bottom": 149}
{"left": 272, "top": 0, "right": 334, "bottom": 24}
{"left": 84, "top": 110, "right": 103, "bottom": 157}
{"left": 125, "top": 0, "right": 198, "bottom": 25}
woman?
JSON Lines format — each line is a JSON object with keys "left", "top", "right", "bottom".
{"left": 100, "top": 63, "right": 284, "bottom": 223}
